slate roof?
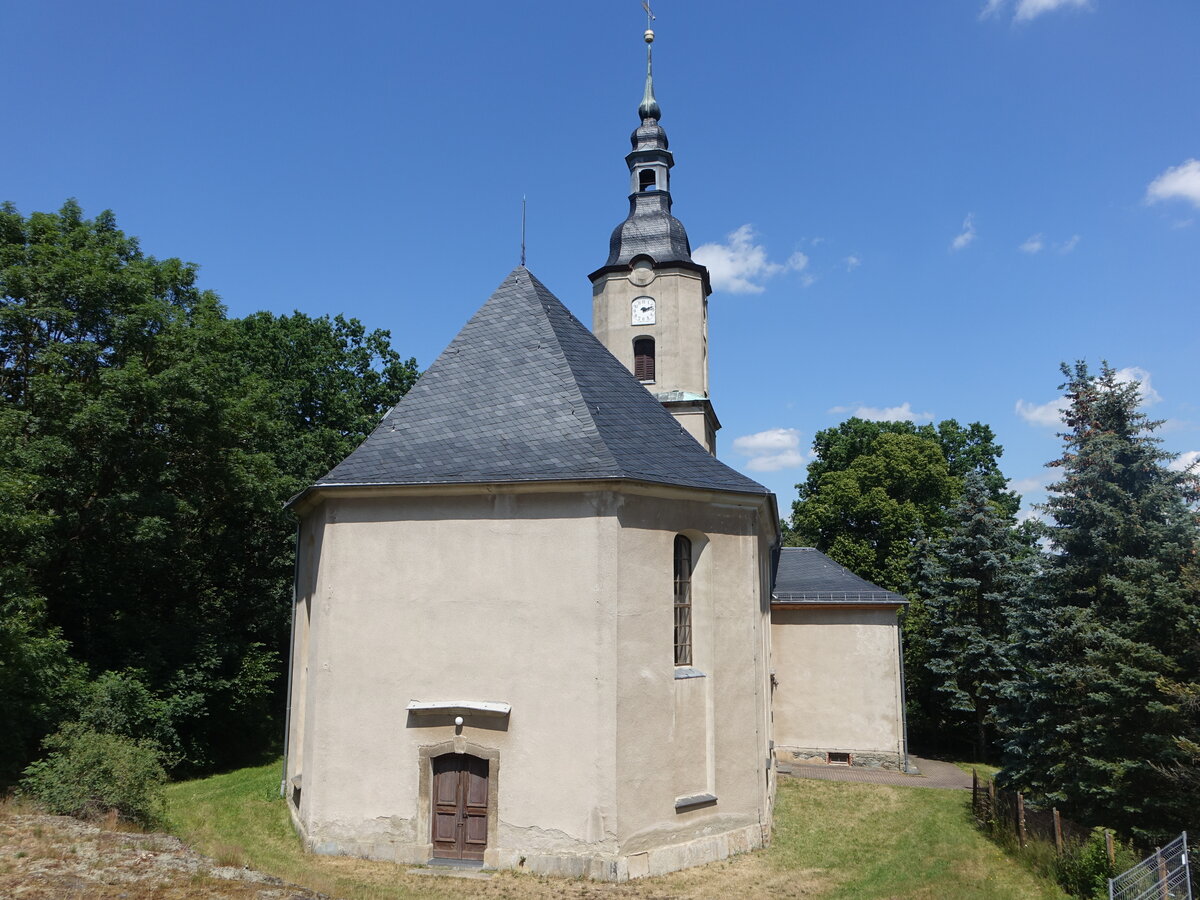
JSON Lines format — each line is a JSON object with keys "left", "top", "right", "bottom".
{"left": 772, "top": 548, "right": 908, "bottom": 606}
{"left": 308, "top": 267, "right": 769, "bottom": 497}
{"left": 605, "top": 191, "right": 695, "bottom": 268}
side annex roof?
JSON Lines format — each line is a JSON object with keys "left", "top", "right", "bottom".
{"left": 303, "top": 267, "right": 769, "bottom": 498}
{"left": 772, "top": 547, "right": 908, "bottom": 606}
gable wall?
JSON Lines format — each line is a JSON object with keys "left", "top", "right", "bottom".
{"left": 286, "top": 483, "right": 776, "bottom": 879}
{"left": 770, "top": 607, "right": 906, "bottom": 768}
{"left": 291, "top": 489, "right": 622, "bottom": 868}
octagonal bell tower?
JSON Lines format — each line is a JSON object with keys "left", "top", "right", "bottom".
{"left": 589, "top": 26, "right": 719, "bottom": 455}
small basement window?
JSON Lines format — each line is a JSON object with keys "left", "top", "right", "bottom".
{"left": 633, "top": 337, "right": 655, "bottom": 383}
{"left": 639, "top": 169, "right": 657, "bottom": 192}
{"left": 827, "top": 752, "right": 851, "bottom": 766}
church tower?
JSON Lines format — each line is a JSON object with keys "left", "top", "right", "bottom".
{"left": 590, "top": 27, "right": 720, "bottom": 454}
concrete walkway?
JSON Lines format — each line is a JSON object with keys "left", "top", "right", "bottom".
{"left": 779, "top": 756, "right": 973, "bottom": 790}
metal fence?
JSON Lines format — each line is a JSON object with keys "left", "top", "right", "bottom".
{"left": 1109, "top": 832, "right": 1192, "bottom": 900}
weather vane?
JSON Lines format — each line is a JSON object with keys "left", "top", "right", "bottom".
{"left": 642, "top": 0, "right": 655, "bottom": 27}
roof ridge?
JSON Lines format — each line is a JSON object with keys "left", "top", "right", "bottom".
{"left": 519, "top": 270, "right": 624, "bottom": 475}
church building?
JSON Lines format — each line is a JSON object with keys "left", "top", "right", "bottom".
{"left": 282, "top": 24, "right": 907, "bottom": 882}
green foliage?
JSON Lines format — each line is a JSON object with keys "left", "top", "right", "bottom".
{"left": 74, "top": 670, "right": 183, "bottom": 767}
{"left": 788, "top": 417, "right": 1018, "bottom": 593}
{"left": 915, "top": 472, "right": 1037, "bottom": 760}
{"left": 0, "top": 596, "right": 85, "bottom": 784}
{"left": 20, "top": 722, "right": 167, "bottom": 826}
{"left": 1054, "top": 828, "right": 1138, "bottom": 900}
{"left": 1001, "top": 361, "right": 1200, "bottom": 841}
{"left": 1155, "top": 667, "right": 1200, "bottom": 810}
{"left": 0, "top": 200, "right": 418, "bottom": 781}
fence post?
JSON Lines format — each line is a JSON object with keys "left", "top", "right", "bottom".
{"left": 1105, "top": 830, "right": 1115, "bottom": 867}
{"left": 1156, "top": 847, "right": 1169, "bottom": 900}
{"left": 1053, "top": 807, "right": 1064, "bottom": 855}
{"left": 1017, "top": 792, "right": 1027, "bottom": 849}
{"left": 988, "top": 780, "right": 996, "bottom": 830}
{"left": 972, "top": 769, "right": 978, "bottom": 816}
{"left": 1183, "top": 832, "right": 1192, "bottom": 900}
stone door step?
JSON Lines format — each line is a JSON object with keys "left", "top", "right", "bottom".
{"left": 408, "top": 864, "right": 492, "bottom": 880}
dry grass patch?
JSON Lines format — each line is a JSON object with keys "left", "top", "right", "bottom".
{"left": 0, "top": 796, "right": 325, "bottom": 899}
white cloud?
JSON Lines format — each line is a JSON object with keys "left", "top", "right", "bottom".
{"left": 1020, "top": 233, "right": 1080, "bottom": 254}
{"left": 951, "top": 213, "right": 977, "bottom": 251}
{"left": 1146, "top": 159, "right": 1200, "bottom": 210}
{"left": 1017, "top": 367, "right": 1161, "bottom": 429}
{"left": 732, "top": 428, "right": 808, "bottom": 472}
{"left": 1114, "top": 366, "right": 1162, "bottom": 405}
{"left": 1019, "top": 234, "right": 1045, "bottom": 254}
{"left": 1016, "top": 396, "right": 1068, "bottom": 427}
{"left": 1017, "top": 507, "right": 1046, "bottom": 525}
{"left": 693, "top": 225, "right": 806, "bottom": 295}
{"left": 1169, "top": 450, "right": 1200, "bottom": 473}
{"left": 1009, "top": 473, "right": 1053, "bottom": 495}
{"left": 981, "top": 0, "right": 1092, "bottom": 22}
{"left": 844, "top": 255, "right": 861, "bottom": 271}
{"left": 1015, "top": 0, "right": 1091, "bottom": 21}
{"left": 828, "top": 402, "right": 934, "bottom": 424}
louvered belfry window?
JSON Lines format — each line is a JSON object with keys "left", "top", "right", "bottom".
{"left": 674, "top": 535, "right": 693, "bottom": 666}
{"left": 634, "top": 337, "right": 655, "bottom": 382}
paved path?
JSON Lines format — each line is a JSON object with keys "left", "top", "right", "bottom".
{"left": 779, "top": 756, "right": 973, "bottom": 790}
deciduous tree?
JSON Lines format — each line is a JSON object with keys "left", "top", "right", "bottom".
{"left": 0, "top": 201, "right": 417, "bottom": 779}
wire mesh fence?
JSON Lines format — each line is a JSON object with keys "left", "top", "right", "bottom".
{"left": 1108, "top": 832, "right": 1192, "bottom": 900}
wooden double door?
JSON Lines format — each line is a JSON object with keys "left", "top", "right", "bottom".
{"left": 431, "top": 753, "right": 489, "bottom": 860}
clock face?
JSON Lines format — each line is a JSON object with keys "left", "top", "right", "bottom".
{"left": 631, "top": 296, "right": 656, "bottom": 325}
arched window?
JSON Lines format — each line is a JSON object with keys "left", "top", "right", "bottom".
{"left": 633, "top": 337, "right": 655, "bottom": 382}
{"left": 674, "top": 535, "right": 693, "bottom": 666}
{"left": 639, "top": 169, "right": 657, "bottom": 191}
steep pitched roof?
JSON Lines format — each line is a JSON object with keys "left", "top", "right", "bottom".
{"left": 772, "top": 548, "right": 908, "bottom": 606}
{"left": 311, "top": 267, "right": 768, "bottom": 496}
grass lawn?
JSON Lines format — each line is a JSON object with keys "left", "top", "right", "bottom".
{"left": 951, "top": 760, "right": 1003, "bottom": 781}
{"left": 165, "top": 763, "right": 1066, "bottom": 899}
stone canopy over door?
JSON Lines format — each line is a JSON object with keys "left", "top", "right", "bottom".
{"left": 431, "top": 753, "right": 489, "bottom": 860}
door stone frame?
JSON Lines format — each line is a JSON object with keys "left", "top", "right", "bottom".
{"left": 417, "top": 740, "right": 500, "bottom": 863}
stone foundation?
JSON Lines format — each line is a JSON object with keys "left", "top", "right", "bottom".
{"left": 778, "top": 747, "right": 902, "bottom": 771}
{"left": 290, "top": 803, "right": 764, "bottom": 882}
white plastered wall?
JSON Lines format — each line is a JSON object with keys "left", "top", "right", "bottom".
{"left": 770, "top": 606, "right": 905, "bottom": 766}
{"left": 285, "top": 482, "right": 775, "bottom": 880}
{"left": 591, "top": 266, "right": 709, "bottom": 398}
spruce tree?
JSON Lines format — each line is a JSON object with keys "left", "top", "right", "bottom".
{"left": 916, "top": 472, "right": 1036, "bottom": 761}
{"left": 1001, "top": 362, "right": 1200, "bottom": 841}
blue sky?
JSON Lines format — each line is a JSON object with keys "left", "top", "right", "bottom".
{"left": 6, "top": 0, "right": 1198, "bottom": 514}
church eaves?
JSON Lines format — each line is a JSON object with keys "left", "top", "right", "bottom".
{"left": 308, "top": 267, "right": 768, "bottom": 497}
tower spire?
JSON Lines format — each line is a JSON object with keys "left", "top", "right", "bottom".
{"left": 590, "top": 6, "right": 719, "bottom": 455}
{"left": 639, "top": 27, "right": 660, "bottom": 122}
